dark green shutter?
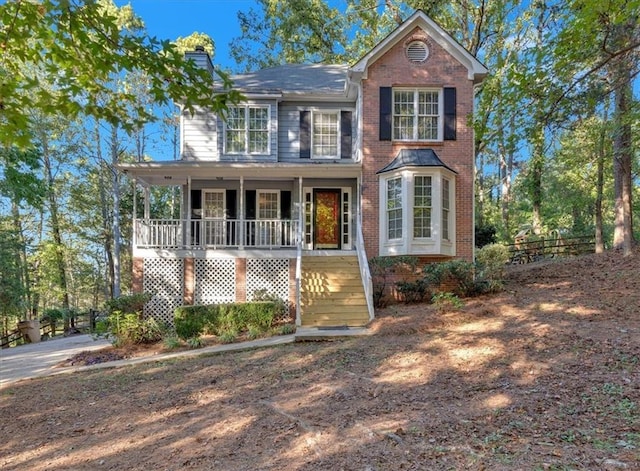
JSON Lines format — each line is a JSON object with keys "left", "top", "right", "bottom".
{"left": 379, "top": 87, "right": 392, "bottom": 141}
{"left": 190, "top": 190, "right": 201, "bottom": 219}
{"left": 341, "top": 111, "right": 352, "bottom": 159}
{"left": 444, "top": 87, "right": 457, "bottom": 141}
{"left": 281, "top": 191, "right": 292, "bottom": 219}
{"left": 245, "top": 190, "right": 256, "bottom": 219}
{"left": 300, "top": 111, "right": 311, "bottom": 158}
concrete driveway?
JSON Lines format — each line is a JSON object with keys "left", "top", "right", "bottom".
{"left": 0, "top": 334, "right": 110, "bottom": 388}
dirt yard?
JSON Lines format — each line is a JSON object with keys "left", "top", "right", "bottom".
{"left": 1, "top": 249, "right": 639, "bottom": 470}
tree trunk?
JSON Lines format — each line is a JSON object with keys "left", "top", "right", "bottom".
{"left": 111, "top": 124, "right": 122, "bottom": 298}
{"left": 610, "top": 24, "right": 635, "bottom": 256}
{"left": 42, "top": 137, "right": 70, "bottom": 329}
{"left": 594, "top": 107, "right": 608, "bottom": 254}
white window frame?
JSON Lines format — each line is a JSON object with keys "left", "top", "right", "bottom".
{"left": 311, "top": 110, "right": 340, "bottom": 159}
{"left": 392, "top": 88, "right": 443, "bottom": 142}
{"left": 379, "top": 169, "right": 455, "bottom": 257}
{"left": 257, "top": 190, "right": 280, "bottom": 220}
{"left": 202, "top": 189, "right": 226, "bottom": 219}
{"left": 224, "top": 105, "right": 270, "bottom": 155}
{"left": 386, "top": 177, "right": 403, "bottom": 240}
{"left": 413, "top": 175, "right": 432, "bottom": 239}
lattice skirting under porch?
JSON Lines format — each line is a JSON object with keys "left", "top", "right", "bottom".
{"left": 139, "top": 257, "right": 293, "bottom": 325}
{"left": 142, "top": 258, "right": 184, "bottom": 326}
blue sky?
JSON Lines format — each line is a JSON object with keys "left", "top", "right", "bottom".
{"left": 121, "top": 0, "right": 254, "bottom": 71}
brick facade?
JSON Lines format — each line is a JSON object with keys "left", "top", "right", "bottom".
{"left": 361, "top": 27, "right": 476, "bottom": 262}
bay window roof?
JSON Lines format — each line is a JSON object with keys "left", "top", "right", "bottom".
{"left": 376, "top": 148, "right": 457, "bottom": 174}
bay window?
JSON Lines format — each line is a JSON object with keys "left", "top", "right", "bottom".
{"left": 379, "top": 170, "right": 455, "bottom": 256}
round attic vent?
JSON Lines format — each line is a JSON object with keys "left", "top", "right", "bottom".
{"left": 406, "top": 41, "right": 429, "bottom": 63}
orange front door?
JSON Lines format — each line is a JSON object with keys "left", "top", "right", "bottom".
{"left": 314, "top": 189, "right": 340, "bottom": 249}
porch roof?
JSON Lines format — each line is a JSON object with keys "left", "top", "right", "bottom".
{"left": 117, "top": 161, "right": 362, "bottom": 186}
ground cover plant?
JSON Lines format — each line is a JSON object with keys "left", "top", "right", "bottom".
{"left": 1, "top": 249, "right": 639, "bottom": 470}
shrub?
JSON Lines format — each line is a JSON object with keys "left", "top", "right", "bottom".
{"left": 475, "top": 243, "right": 510, "bottom": 293}
{"left": 277, "top": 323, "right": 296, "bottom": 335}
{"left": 103, "top": 311, "right": 166, "bottom": 346}
{"left": 186, "top": 336, "right": 205, "bottom": 349}
{"left": 163, "top": 335, "right": 182, "bottom": 350}
{"left": 251, "top": 290, "right": 288, "bottom": 322}
{"left": 432, "top": 292, "right": 464, "bottom": 313}
{"left": 218, "top": 329, "right": 238, "bottom": 344}
{"left": 246, "top": 325, "right": 262, "bottom": 340}
{"left": 174, "top": 302, "right": 276, "bottom": 340}
{"left": 423, "top": 260, "right": 477, "bottom": 297}
{"left": 396, "top": 278, "right": 430, "bottom": 303}
{"left": 369, "top": 255, "right": 419, "bottom": 308}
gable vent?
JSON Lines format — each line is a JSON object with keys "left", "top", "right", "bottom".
{"left": 406, "top": 41, "right": 429, "bottom": 63}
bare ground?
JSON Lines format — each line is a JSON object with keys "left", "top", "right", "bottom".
{"left": 1, "top": 249, "right": 639, "bottom": 470}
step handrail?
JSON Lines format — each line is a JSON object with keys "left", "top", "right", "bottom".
{"left": 355, "top": 225, "right": 374, "bottom": 321}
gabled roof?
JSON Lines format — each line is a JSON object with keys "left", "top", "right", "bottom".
{"left": 350, "top": 10, "right": 488, "bottom": 83}
{"left": 229, "top": 64, "right": 350, "bottom": 97}
{"left": 376, "top": 148, "right": 456, "bottom": 174}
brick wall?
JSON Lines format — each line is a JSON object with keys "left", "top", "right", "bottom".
{"left": 361, "top": 27, "right": 476, "bottom": 262}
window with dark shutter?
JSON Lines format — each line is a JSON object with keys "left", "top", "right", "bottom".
{"left": 245, "top": 190, "right": 256, "bottom": 219}
{"left": 341, "top": 111, "right": 352, "bottom": 159}
{"left": 379, "top": 87, "right": 392, "bottom": 141}
{"left": 190, "top": 190, "right": 202, "bottom": 219}
{"left": 299, "top": 111, "right": 311, "bottom": 158}
{"left": 444, "top": 87, "right": 457, "bottom": 141}
{"left": 281, "top": 191, "right": 292, "bottom": 219}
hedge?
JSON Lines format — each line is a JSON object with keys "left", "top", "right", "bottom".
{"left": 174, "top": 301, "right": 276, "bottom": 340}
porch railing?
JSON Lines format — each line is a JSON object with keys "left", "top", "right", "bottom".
{"left": 134, "top": 218, "right": 300, "bottom": 249}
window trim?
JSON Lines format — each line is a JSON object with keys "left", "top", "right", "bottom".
{"left": 224, "top": 104, "right": 271, "bottom": 155}
{"left": 256, "top": 189, "right": 280, "bottom": 220}
{"left": 413, "top": 175, "right": 433, "bottom": 239}
{"left": 392, "top": 88, "right": 443, "bottom": 142}
{"left": 311, "top": 110, "right": 341, "bottom": 159}
{"left": 202, "top": 189, "right": 226, "bottom": 219}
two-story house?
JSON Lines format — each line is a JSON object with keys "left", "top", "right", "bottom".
{"left": 118, "top": 10, "right": 487, "bottom": 328}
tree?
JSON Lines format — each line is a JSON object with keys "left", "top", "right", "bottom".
{"left": 0, "top": 0, "right": 240, "bottom": 149}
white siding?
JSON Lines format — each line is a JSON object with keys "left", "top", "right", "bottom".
{"left": 181, "top": 108, "right": 218, "bottom": 161}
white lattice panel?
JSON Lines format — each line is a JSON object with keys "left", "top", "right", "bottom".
{"left": 143, "top": 258, "right": 184, "bottom": 325}
{"left": 195, "top": 259, "right": 236, "bottom": 304}
{"left": 246, "top": 258, "right": 291, "bottom": 321}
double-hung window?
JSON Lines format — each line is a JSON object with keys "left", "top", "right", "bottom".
{"left": 386, "top": 177, "right": 403, "bottom": 240}
{"left": 442, "top": 178, "right": 451, "bottom": 241}
{"left": 225, "top": 105, "right": 269, "bottom": 154}
{"left": 393, "top": 89, "right": 441, "bottom": 141}
{"left": 258, "top": 190, "right": 279, "bottom": 220}
{"left": 312, "top": 111, "right": 339, "bottom": 158}
{"left": 413, "top": 176, "right": 432, "bottom": 238}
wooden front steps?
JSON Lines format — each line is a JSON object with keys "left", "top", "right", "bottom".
{"left": 300, "top": 255, "right": 370, "bottom": 327}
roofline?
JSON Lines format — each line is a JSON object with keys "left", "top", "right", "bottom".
{"left": 350, "top": 10, "right": 488, "bottom": 83}
{"left": 117, "top": 161, "right": 363, "bottom": 186}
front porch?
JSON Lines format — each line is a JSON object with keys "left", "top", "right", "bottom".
{"left": 135, "top": 218, "right": 299, "bottom": 250}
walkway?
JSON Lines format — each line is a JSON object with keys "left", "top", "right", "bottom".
{"left": 0, "top": 327, "right": 370, "bottom": 389}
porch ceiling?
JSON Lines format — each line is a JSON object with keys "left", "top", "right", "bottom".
{"left": 117, "top": 161, "right": 362, "bottom": 186}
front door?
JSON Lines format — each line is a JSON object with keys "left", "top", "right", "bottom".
{"left": 313, "top": 189, "right": 341, "bottom": 249}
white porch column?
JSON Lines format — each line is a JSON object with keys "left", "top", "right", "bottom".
{"left": 239, "top": 176, "right": 245, "bottom": 249}
{"left": 186, "top": 176, "right": 192, "bottom": 248}
{"left": 296, "top": 176, "right": 303, "bottom": 326}
{"left": 132, "top": 178, "right": 138, "bottom": 247}
{"left": 143, "top": 186, "right": 150, "bottom": 219}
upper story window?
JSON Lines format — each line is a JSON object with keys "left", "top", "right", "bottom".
{"left": 225, "top": 105, "right": 270, "bottom": 154}
{"left": 393, "top": 89, "right": 441, "bottom": 141}
{"left": 312, "top": 111, "right": 339, "bottom": 158}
